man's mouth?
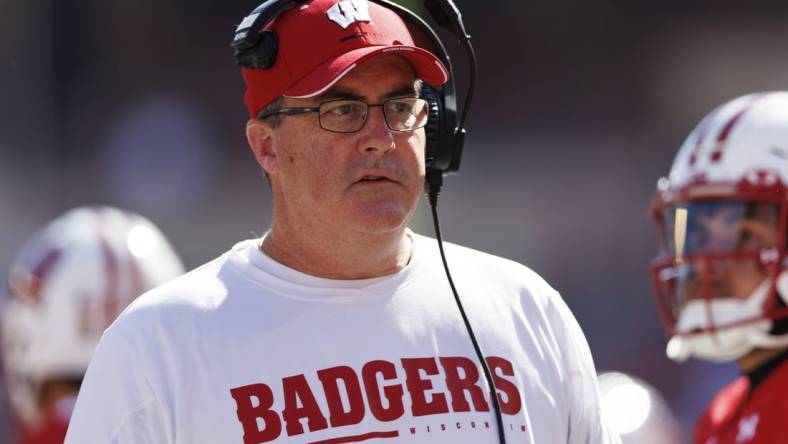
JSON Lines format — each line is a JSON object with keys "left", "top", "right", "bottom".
{"left": 360, "top": 175, "right": 388, "bottom": 182}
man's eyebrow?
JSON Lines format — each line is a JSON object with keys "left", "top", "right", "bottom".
{"left": 382, "top": 85, "right": 420, "bottom": 100}
{"left": 316, "top": 89, "right": 364, "bottom": 102}
{"left": 315, "top": 85, "right": 421, "bottom": 103}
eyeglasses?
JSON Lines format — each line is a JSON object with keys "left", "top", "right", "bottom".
{"left": 260, "top": 97, "right": 430, "bottom": 134}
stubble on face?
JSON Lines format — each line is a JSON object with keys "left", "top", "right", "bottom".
{"left": 267, "top": 55, "right": 426, "bottom": 238}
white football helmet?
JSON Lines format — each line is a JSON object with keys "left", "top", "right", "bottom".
{"left": 1, "top": 206, "right": 185, "bottom": 427}
{"left": 651, "top": 92, "right": 788, "bottom": 363}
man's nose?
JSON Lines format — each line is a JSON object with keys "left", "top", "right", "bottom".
{"left": 358, "top": 106, "right": 395, "bottom": 156}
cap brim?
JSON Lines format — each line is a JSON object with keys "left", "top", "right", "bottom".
{"left": 283, "top": 45, "right": 449, "bottom": 99}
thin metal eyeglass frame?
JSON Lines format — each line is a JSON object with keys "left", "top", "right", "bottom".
{"left": 258, "top": 97, "right": 428, "bottom": 134}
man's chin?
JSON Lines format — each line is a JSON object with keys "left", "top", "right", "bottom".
{"left": 346, "top": 204, "right": 412, "bottom": 235}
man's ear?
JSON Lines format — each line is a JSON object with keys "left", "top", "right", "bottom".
{"left": 246, "top": 119, "right": 278, "bottom": 175}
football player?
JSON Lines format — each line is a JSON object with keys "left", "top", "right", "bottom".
{"left": 2, "top": 206, "right": 184, "bottom": 444}
{"left": 651, "top": 92, "right": 788, "bottom": 443}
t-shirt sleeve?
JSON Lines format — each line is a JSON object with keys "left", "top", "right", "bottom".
{"left": 548, "top": 291, "right": 622, "bottom": 444}
{"left": 64, "top": 328, "right": 170, "bottom": 444}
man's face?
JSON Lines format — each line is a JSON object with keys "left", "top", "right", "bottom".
{"left": 254, "top": 54, "right": 426, "bottom": 236}
{"left": 666, "top": 202, "right": 780, "bottom": 304}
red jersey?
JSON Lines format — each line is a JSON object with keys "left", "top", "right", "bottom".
{"left": 16, "top": 396, "right": 74, "bottom": 444}
{"left": 694, "top": 358, "right": 788, "bottom": 444}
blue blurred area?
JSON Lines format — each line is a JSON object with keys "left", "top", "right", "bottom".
{"left": 3, "top": 0, "right": 788, "bottom": 440}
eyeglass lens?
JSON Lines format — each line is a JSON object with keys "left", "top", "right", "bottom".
{"left": 318, "top": 98, "right": 429, "bottom": 133}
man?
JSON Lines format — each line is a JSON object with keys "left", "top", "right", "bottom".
{"left": 650, "top": 91, "right": 788, "bottom": 443}
{"left": 65, "top": 1, "right": 618, "bottom": 443}
{"left": 2, "top": 206, "right": 184, "bottom": 444}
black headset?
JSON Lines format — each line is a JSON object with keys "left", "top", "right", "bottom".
{"left": 231, "top": 0, "right": 476, "bottom": 179}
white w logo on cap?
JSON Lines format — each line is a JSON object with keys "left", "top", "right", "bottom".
{"left": 326, "top": 0, "right": 371, "bottom": 29}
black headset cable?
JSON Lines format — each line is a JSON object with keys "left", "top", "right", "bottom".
{"left": 423, "top": 3, "right": 506, "bottom": 442}
{"left": 426, "top": 171, "right": 507, "bottom": 444}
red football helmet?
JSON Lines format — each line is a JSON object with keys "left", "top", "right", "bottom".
{"left": 651, "top": 92, "right": 788, "bottom": 362}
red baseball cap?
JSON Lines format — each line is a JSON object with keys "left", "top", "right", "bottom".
{"left": 241, "top": 0, "right": 450, "bottom": 118}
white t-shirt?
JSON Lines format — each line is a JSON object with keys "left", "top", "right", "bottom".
{"left": 65, "top": 233, "right": 619, "bottom": 444}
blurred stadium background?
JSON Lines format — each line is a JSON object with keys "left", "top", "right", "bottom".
{"left": 4, "top": 0, "right": 788, "bottom": 440}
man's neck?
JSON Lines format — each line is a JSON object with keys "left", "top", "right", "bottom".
{"left": 738, "top": 346, "right": 788, "bottom": 374}
{"left": 739, "top": 347, "right": 788, "bottom": 391}
{"left": 261, "top": 223, "right": 413, "bottom": 280}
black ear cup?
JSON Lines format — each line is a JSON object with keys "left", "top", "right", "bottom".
{"left": 421, "top": 84, "right": 444, "bottom": 170}
{"left": 422, "top": 83, "right": 463, "bottom": 174}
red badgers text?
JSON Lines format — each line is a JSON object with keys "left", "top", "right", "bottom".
{"left": 229, "top": 356, "right": 521, "bottom": 443}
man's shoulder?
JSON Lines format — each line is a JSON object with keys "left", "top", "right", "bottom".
{"left": 107, "top": 243, "right": 247, "bottom": 335}
{"left": 418, "top": 233, "right": 549, "bottom": 276}
{"left": 700, "top": 358, "right": 788, "bottom": 416}
{"left": 136, "top": 251, "right": 229, "bottom": 306}
{"left": 696, "top": 361, "right": 788, "bottom": 442}
{"left": 413, "top": 233, "right": 557, "bottom": 298}
{"left": 696, "top": 376, "right": 749, "bottom": 437}
{"left": 415, "top": 232, "right": 529, "bottom": 267}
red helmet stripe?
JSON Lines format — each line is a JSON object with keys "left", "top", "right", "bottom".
{"left": 121, "top": 213, "right": 147, "bottom": 301}
{"left": 30, "top": 249, "right": 62, "bottom": 283}
{"left": 94, "top": 208, "right": 121, "bottom": 332}
{"left": 688, "top": 124, "right": 709, "bottom": 166}
{"left": 710, "top": 95, "right": 765, "bottom": 162}
{"left": 15, "top": 248, "right": 64, "bottom": 302}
